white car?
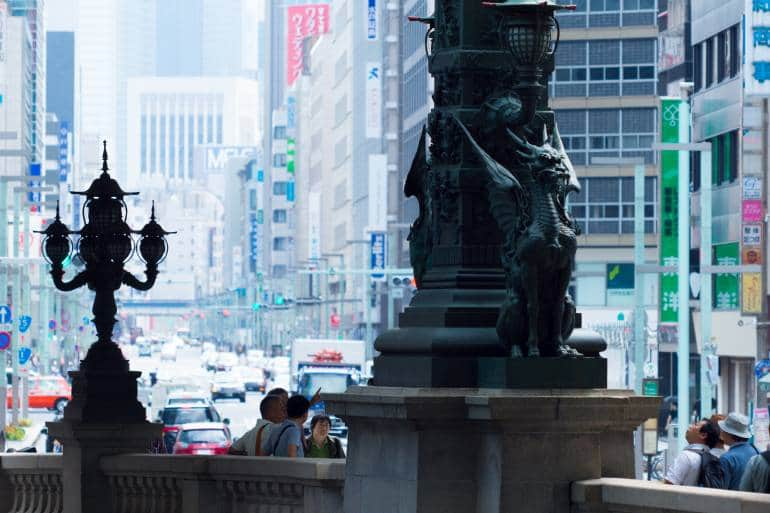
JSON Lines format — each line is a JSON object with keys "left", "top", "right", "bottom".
{"left": 210, "top": 372, "right": 246, "bottom": 402}
{"left": 165, "top": 391, "right": 212, "bottom": 407}
{"left": 234, "top": 366, "right": 266, "bottom": 392}
{"left": 160, "top": 343, "right": 178, "bottom": 361}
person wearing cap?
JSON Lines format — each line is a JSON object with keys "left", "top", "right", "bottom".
{"left": 718, "top": 412, "right": 759, "bottom": 490}
{"left": 739, "top": 421, "right": 770, "bottom": 493}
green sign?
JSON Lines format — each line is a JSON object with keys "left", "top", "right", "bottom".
{"left": 642, "top": 379, "right": 659, "bottom": 397}
{"left": 659, "top": 98, "right": 683, "bottom": 323}
{"left": 607, "top": 263, "right": 634, "bottom": 289}
{"left": 714, "top": 242, "right": 739, "bottom": 310}
{"left": 287, "top": 138, "right": 295, "bottom": 174}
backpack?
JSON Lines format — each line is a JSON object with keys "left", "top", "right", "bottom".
{"left": 694, "top": 449, "right": 725, "bottom": 489}
{"left": 761, "top": 450, "right": 770, "bottom": 493}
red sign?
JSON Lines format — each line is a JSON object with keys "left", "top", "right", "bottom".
{"left": 743, "top": 200, "right": 763, "bottom": 223}
{"left": 287, "top": 4, "right": 330, "bottom": 86}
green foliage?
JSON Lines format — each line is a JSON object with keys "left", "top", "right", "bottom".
{"left": 4, "top": 425, "right": 26, "bottom": 441}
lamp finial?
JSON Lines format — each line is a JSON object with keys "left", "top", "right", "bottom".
{"left": 102, "top": 140, "right": 109, "bottom": 172}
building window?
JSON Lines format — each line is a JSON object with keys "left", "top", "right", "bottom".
{"left": 729, "top": 25, "right": 739, "bottom": 77}
{"left": 273, "top": 154, "right": 287, "bottom": 167}
{"left": 717, "top": 32, "right": 727, "bottom": 83}
{"left": 249, "top": 189, "right": 257, "bottom": 210}
{"left": 705, "top": 38, "right": 714, "bottom": 87}
{"left": 273, "top": 209, "right": 287, "bottom": 223}
{"left": 273, "top": 237, "right": 289, "bottom": 251}
{"left": 273, "top": 181, "right": 289, "bottom": 195}
{"left": 693, "top": 43, "right": 703, "bottom": 92}
{"left": 569, "top": 176, "right": 658, "bottom": 235}
{"left": 272, "top": 265, "right": 288, "bottom": 279}
{"left": 273, "top": 126, "right": 286, "bottom": 139}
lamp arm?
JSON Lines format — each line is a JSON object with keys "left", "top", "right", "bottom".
{"left": 122, "top": 266, "right": 158, "bottom": 291}
{"left": 51, "top": 267, "right": 88, "bottom": 292}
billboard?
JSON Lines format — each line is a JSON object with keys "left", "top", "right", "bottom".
{"left": 197, "top": 146, "right": 258, "bottom": 173}
{"left": 367, "top": 0, "right": 378, "bottom": 41}
{"left": 368, "top": 154, "right": 387, "bottom": 231}
{"left": 365, "top": 63, "right": 382, "bottom": 139}
{"left": 58, "top": 122, "right": 69, "bottom": 183}
{"left": 659, "top": 98, "right": 684, "bottom": 323}
{"left": 714, "top": 242, "right": 739, "bottom": 310}
{"left": 746, "top": 0, "right": 770, "bottom": 95}
{"left": 287, "top": 4, "right": 331, "bottom": 86}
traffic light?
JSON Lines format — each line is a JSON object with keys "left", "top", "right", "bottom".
{"left": 252, "top": 303, "right": 261, "bottom": 311}
{"left": 391, "top": 275, "right": 415, "bottom": 287}
{"left": 330, "top": 313, "right": 341, "bottom": 328}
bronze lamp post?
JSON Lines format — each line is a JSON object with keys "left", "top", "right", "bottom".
{"left": 38, "top": 142, "right": 172, "bottom": 421}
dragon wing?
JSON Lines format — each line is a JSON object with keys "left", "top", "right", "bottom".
{"left": 455, "top": 117, "right": 523, "bottom": 238}
{"left": 549, "top": 122, "right": 580, "bottom": 195}
{"left": 404, "top": 125, "right": 428, "bottom": 198}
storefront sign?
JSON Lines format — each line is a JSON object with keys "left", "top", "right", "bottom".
{"left": 743, "top": 199, "right": 763, "bottom": 222}
{"left": 743, "top": 247, "right": 763, "bottom": 264}
{"left": 745, "top": 0, "right": 770, "bottom": 96}
{"left": 659, "top": 98, "right": 683, "bottom": 323}
{"left": 287, "top": 4, "right": 331, "bottom": 86}
{"left": 743, "top": 176, "right": 762, "bottom": 199}
{"left": 742, "top": 272, "right": 763, "bottom": 314}
{"left": 743, "top": 224, "right": 762, "bottom": 246}
{"left": 714, "top": 242, "right": 739, "bottom": 310}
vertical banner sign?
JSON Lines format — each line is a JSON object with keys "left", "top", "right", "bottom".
{"left": 745, "top": 0, "right": 770, "bottom": 95}
{"left": 367, "top": 0, "right": 378, "bottom": 40}
{"left": 287, "top": 138, "right": 296, "bottom": 174}
{"left": 659, "top": 98, "right": 683, "bottom": 324}
{"left": 287, "top": 4, "right": 330, "bottom": 86}
{"left": 255, "top": 168, "right": 264, "bottom": 273}
{"left": 714, "top": 242, "right": 739, "bottom": 310}
{"left": 0, "top": 2, "right": 6, "bottom": 104}
{"left": 365, "top": 63, "right": 382, "bottom": 139}
{"left": 308, "top": 191, "right": 321, "bottom": 260}
{"left": 741, "top": 171, "right": 764, "bottom": 314}
{"left": 28, "top": 163, "right": 42, "bottom": 207}
{"left": 368, "top": 154, "right": 387, "bottom": 231}
{"left": 370, "top": 232, "right": 386, "bottom": 281}
{"left": 58, "top": 122, "right": 69, "bottom": 182}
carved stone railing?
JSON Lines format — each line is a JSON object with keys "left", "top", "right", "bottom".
{"left": 100, "top": 454, "right": 345, "bottom": 513}
{"left": 571, "top": 478, "right": 770, "bottom": 513}
{"left": 0, "top": 455, "right": 63, "bottom": 513}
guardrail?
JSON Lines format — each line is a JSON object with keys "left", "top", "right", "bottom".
{"left": 571, "top": 478, "right": 770, "bottom": 513}
{"left": 100, "top": 454, "right": 345, "bottom": 513}
{"left": 0, "top": 454, "right": 63, "bottom": 513}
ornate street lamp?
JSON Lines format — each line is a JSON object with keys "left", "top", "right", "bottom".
{"left": 483, "top": 0, "right": 574, "bottom": 122}
{"left": 38, "top": 142, "right": 172, "bottom": 421}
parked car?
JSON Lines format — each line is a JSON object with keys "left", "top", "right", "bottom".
{"left": 160, "top": 343, "right": 177, "bottom": 362}
{"left": 210, "top": 372, "right": 246, "bottom": 402}
{"left": 234, "top": 366, "right": 266, "bottom": 392}
{"left": 201, "top": 350, "right": 218, "bottom": 371}
{"left": 156, "top": 403, "right": 224, "bottom": 453}
{"left": 5, "top": 375, "right": 70, "bottom": 412}
{"left": 171, "top": 422, "right": 231, "bottom": 455}
{"left": 215, "top": 352, "right": 238, "bottom": 371}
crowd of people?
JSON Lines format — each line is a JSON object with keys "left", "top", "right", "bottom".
{"left": 664, "top": 412, "right": 770, "bottom": 493}
{"left": 227, "top": 387, "right": 345, "bottom": 459}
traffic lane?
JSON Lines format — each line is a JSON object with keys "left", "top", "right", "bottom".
{"left": 214, "top": 391, "right": 264, "bottom": 439}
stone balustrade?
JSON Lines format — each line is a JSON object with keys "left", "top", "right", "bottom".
{"left": 0, "top": 455, "right": 64, "bottom": 513}
{"left": 100, "top": 454, "right": 345, "bottom": 513}
{"left": 572, "top": 478, "right": 770, "bottom": 513}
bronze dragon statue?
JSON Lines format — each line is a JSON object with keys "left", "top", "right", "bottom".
{"left": 455, "top": 94, "right": 581, "bottom": 357}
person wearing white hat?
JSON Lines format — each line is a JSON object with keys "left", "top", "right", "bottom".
{"left": 718, "top": 412, "right": 759, "bottom": 490}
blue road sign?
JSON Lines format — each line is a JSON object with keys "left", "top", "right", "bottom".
{"left": 19, "top": 315, "right": 31, "bottom": 333}
{"left": 0, "top": 332, "right": 10, "bottom": 351}
{"left": 18, "top": 347, "right": 32, "bottom": 365}
{"left": 48, "top": 319, "right": 57, "bottom": 330}
{"left": 370, "top": 232, "right": 386, "bottom": 280}
{"left": 0, "top": 305, "right": 12, "bottom": 324}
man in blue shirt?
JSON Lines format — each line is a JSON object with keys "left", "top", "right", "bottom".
{"left": 263, "top": 395, "right": 310, "bottom": 458}
{"left": 718, "top": 412, "right": 758, "bottom": 490}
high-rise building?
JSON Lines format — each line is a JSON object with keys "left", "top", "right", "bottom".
{"left": 551, "top": 2, "right": 660, "bottom": 388}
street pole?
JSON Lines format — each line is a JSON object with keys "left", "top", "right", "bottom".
{"left": 700, "top": 146, "right": 714, "bottom": 419}
{"left": 0, "top": 264, "right": 6, "bottom": 449}
{"left": 11, "top": 267, "right": 20, "bottom": 425}
{"left": 20, "top": 265, "right": 29, "bottom": 420}
{"left": 677, "top": 98, "right": 691, "bottom": 450}
{"left": 634, "top": 163, "right": 646, "bottom": 395}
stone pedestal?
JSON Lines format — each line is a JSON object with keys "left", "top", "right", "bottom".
{"left": 325, "top": 386, "right": 658, "bottom": 513}
{"left": 47, "top": 420, "right": 162, "bottom": 513}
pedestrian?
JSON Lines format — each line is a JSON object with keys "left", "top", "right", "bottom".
{"left": 228, "top": 395, "right": 286, "bottom": 456}
{"left": 718, "top": 412, "right": 759, "bottom": 490}
{"left": 664, "top": 418, "right": 720, "bottom": 486}
{"left": 739, "top": 421, "right": 770, "bottom": 493}
{"left": 709, "top": 414, "right": 727, "bottom": 457}
{"left": 267, "top": 387, "right": 289, "bottom": 406}
{"left": 262, "top": 395, "right": 310, "bottom": 457}
{"left": 303, "top": 414, "right": 345, "bottom": 459}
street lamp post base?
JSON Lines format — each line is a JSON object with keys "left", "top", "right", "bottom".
{"left": 62, "top": 369, "right": 147, "bottom": 424}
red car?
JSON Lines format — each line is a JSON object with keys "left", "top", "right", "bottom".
{"left": 158, "top": 404, "right": 223, "bottom": 452}
{"left": 171, "top": 422, "right": 231, "bottom": 455}
{"left": 5, "top": 375, "right": 70, "bottom": 412}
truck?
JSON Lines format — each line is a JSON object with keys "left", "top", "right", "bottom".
{"left": 290, "top": 338, "right": 366, "bottom": 405}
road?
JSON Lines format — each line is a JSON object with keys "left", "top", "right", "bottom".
{"left": 8, "top": 345, "right": 272, "bottom": 452}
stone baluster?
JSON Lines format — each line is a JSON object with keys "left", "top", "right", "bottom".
{"left": 5, "top": 470, "right": 63, "bottom": 513}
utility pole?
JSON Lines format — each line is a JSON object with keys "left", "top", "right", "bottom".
{"left": 676, "top": 96, "right": 691, "bottom": 451}
{"left": 700, "top": 145, "right": 714, "bottom": 418}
